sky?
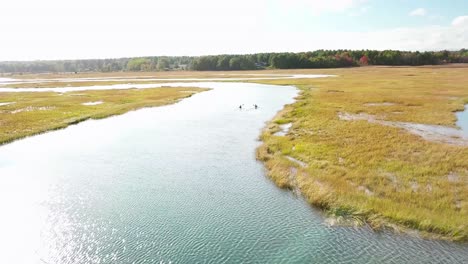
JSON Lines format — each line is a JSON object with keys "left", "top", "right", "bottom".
{"left": 0, "top": 0, "right": 467, "bottom": 61}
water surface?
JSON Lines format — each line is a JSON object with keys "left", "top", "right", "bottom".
{"left": 457, "top": 104, "right": 468, "bottom": 135}
{"left": 0, "top": 82, "right": 467, "bottom": 263}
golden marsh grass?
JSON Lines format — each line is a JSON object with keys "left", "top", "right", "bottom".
{"left": 255, "top": 66, "right": 468, "bottom": 241}
{"left": 0, "top": 87, "right": 207, "bottom": 145}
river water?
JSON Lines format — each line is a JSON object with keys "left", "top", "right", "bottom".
{"left": 0, "top": 82, "right": 467, "bottom": 263}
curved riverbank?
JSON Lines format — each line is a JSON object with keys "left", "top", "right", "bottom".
{"left": 254, "top": 66, "right": 468, "bottom": 242}
{"left": 257, "top": 110, "right": 467, "bottom": 241}
{"left": 0, "top": 74, "right": 331, "bottom": 147}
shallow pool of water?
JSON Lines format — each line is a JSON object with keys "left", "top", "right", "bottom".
{"left": 457, "top": 104, "right": 468, "bottom": 135}
{"left": 0, "top": 82, "right": 467, "bottom": 263}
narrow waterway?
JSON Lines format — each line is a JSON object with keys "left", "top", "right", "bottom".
{"left": 0, "top": 82, "right": 467, "bottom": 263}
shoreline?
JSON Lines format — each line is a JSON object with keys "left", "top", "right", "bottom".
{"left": 0, "top": 87, "right": 208, "bottom": 146}
{"left": 257, "top": 95, "right": 468, "bottom": 242}
{"left": 254, "top": 67, "right": 468, "bottom": 242}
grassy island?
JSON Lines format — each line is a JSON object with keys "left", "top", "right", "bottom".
{"left": 0, "top": 87, "right": 206, "bottom": 145}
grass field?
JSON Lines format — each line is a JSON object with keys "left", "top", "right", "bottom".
{"left": 1, "top": 71, "right": 291, "bottom": 89}
{"left": 254, "top": 66, "right": 468, "bottom": 241}
{"left": 0, "top": 87, "right": 206, "bottom": 145}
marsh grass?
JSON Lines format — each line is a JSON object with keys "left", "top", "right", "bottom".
{"left": 0, "top": 87, "right": 207, "bottom": 145}
{"left": 255, "top": 66, "right": 468, "bottom": 241}
{"left": 3, "top": 81, "right": 157, "bottom": 88}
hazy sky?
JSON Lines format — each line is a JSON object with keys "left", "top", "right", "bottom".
{"left": 1, "top": 0, "right": 467, "bottom": 61}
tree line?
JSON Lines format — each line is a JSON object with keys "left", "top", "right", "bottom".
{"left": 1, "top": 49, "right": 467, "bottom": 73}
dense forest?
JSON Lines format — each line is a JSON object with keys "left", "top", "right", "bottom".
{"left": 1, "top": 49, "right": 467, "bottom": 73}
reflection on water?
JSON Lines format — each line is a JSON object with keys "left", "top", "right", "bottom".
{"left": 0, "top": 82, "right": 467, "bottom": 263}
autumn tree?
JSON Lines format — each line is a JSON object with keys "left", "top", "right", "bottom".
{"left": 359, "top": 55, "right": 369, "bottom": 65}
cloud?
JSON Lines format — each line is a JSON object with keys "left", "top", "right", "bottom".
{"left": 274, "top": 0, "right": 368, "bottom": 15}
{"left": 349, "top": 6, "right": 370, "bottom": 17}
{"left": 357, "top": 23, "right": 467, "bottom": 51}
{"left": 309, "top": 0, "right": 368, "bottom": 13}
{"left": 0, "top": 2, "right": 466, "bottom": 61}
{"left": 252, "top": 16, "right": 468, "bottom": 52}
{"left": 452, "top": 16, "right": 468, "bottom": 26}
{"left": 409, "top": 8, "right": 427, "bottom": 16}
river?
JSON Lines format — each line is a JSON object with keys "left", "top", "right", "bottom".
{"left": 0, "top": 81, "right": 467, "bottom": 263}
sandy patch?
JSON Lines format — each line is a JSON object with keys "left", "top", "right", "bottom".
{"left": 0, "top": 102, "right": 15, "bottom": 107}
{"left": 286, "top": 156, "right": 307, "bottom": 168}
{"left": 82, "top": 101, "right": 103, "bottom": 106}
{"left": 365, "top": 102, "right": 396, "bottom": 106}
{"left": 447, "top": 172, "right": 460, "bottom": 183}
{"left": 274, "top": 123, "right": 292, "bottom": 136}
{"left": 10, "top": 106, "right": 55, "bottom": 114}
{"left": 357, "top": 185, "right": 374, "bottom": 196}
{"left": 410, "top": 181, "right": 419, "bottom": 192}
